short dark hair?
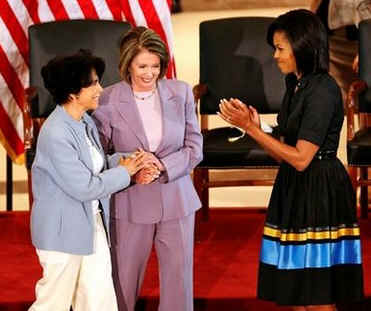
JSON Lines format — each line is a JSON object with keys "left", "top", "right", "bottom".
{"left": 118, "top": 26, "right": 169, "bottom": 83}
{"left": 267, "top": 9, "right": 329, "bottom": 75}
{"left": 41, "top": 49, "right": 105, "bottom": 105}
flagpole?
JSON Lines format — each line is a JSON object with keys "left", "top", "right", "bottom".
{"left": 6, "top": 155, "right": 13, "bottom": 211}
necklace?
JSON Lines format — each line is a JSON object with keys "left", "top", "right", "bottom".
{"left": 133, "top": 89, "right": 156, "bottom": 101}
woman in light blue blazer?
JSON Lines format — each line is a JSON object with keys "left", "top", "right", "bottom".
{"left": 29, "top": 50, "right": 146, "bottom": 311}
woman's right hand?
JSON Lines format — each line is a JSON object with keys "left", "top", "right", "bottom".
{"left": 218, "top": 98, "right": 255, "bottom": 132}
{"left": 118, "top": 152, "right": 147, "bottom": 176}
{"left": 247, "top": 104, "right": 261, "bottom": 128}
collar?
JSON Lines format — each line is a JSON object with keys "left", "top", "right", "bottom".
{"left": 118, "top": 79, "right": 173, "bottom": 103}
{"left": 55, "top": 105, "right": 93, "bottom": 130}
{"left": 285, "top": 72, "right": 317, "bottom": 90}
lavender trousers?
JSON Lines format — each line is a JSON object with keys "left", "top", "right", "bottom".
{"left": 110, "top": 212, "right": 195, "bottom": 311}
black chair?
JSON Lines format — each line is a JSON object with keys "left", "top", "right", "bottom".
{"left": 193, "top": 17, "right": 285, "bottom": 225}
{"left": 346, "top": 18, "right": 371, "bottom": 219}
{"left": 22, "top": 19, "right": 131, "bottom": 207}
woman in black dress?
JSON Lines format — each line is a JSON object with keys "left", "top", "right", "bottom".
{"left": 219, "top": 9, "right": 363, "bottom": 311}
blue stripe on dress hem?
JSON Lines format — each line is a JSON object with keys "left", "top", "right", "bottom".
{"left": 260, "top": 238, "right": 362, "bottom": 269}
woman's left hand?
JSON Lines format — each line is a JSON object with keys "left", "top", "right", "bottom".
{"left": 134, "top": 164, "right": 160, "bottom": 184}
{"left": 218, "top": 98, "right": 256, "bottom": 132}
{"left": 136, "top": 148, "right": 165, "bottom": 172}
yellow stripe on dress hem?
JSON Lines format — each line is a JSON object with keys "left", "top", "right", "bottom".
{"left": 263, "top": 226, "right": 360, "bottom": 242}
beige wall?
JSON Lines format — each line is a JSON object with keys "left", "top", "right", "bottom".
{"left": 182, "top": 0, "right": 308, "bottom": 11}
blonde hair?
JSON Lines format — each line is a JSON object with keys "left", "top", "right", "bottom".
{"left": 119, "top": 26, "right": 169, "bottom": 83}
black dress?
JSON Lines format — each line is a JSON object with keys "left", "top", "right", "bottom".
{"left": 257, "top": 73, "right": 364, "bottom": 306}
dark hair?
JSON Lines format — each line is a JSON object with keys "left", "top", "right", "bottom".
{"left": 41, "top": 49, "right": 105, "bottom": 105}
{"left": 267, "top": 9, "right": 329, "bottom": 75}
{"left": 118, "top": 26, "right": 169, "bottom": 83}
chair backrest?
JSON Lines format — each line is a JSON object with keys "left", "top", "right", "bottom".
{"left": 29, "top": 19, "right": 131, "bottom": 118}
{"left": 359, "top": 18, "right": 371, "bottom": 112}
{"left": 199, "top": 17, "right": 285, "bottom": 115}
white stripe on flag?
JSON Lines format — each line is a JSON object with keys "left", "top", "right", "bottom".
{"left": 61, "top": 0, "right": 85, "bottom": 19}
{"left": 152, "top": 0, "right": 175, "bottom": 56}
{"left": 0, "top": 18, "right": 29, "bottom": 87}
{"left": 7, "top": 0, "right": 33, "bottom": 35}
{"left": 91, "top": 0, "right": 114, "bottom": 20}
{"left": 0, "top": 73, "right": 24, "bottom": 141}
{"left": 38, "top": 0, "right": 55, "bottom": 23}
{"left": 128, "top": 0, "right": 148, "bottom": 26}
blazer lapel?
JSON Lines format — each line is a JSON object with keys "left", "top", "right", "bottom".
{"left": 77, "top": 128, "right": 96, "bottom": 171}
{"left": 56, "top": 106, "right": 95, "bottom": 171}
{"left": 115, "top": 82, "right": 150, "bottom": 150}
{"left": 155, "top": 80, "right": 177, "bottom": 153}
{"left": 83, "top": 116, "right": 106, "bottom": 162}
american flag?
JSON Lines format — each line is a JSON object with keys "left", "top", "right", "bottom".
{"left": 0, "top": 0, "right": 176, "bottom": 164}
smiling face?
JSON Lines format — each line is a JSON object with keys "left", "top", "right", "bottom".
{"left": 77, "top": 69, "right": 103, "bottom": 112}
{"left": 273, "top": 31, "right": 298, "bottom": 77}
{"left": 129, "top": 48, "right": 161, "bottom": 92}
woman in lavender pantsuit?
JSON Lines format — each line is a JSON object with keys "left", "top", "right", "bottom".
{"left": 93, "top": 27, "right": 203, "bottom": 311}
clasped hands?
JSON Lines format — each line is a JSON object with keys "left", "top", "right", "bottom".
{"left": 217, "top": 98, "right": 260, "bottom": 131}
{"left": 119, "top": 149, "right": 164, "bottom": 185}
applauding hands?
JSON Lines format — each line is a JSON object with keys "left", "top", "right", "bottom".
{"left": 218, "top": 98, "right": 260, "bottom": 132}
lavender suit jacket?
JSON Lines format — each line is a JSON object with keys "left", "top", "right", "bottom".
{"left": 93, "top": 79, "right": 203, "bottom": 224}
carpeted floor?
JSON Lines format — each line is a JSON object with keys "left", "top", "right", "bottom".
{"left": 1, "top": 209, "right": 370, "bottom": 311}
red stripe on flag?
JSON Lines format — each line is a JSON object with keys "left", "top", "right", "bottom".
{"left": 46, "top": 0, "right": 69, "bottom": 20}
{"left": 166, "top": 59, "right": 174, "bottom": 79}
{"left": 120, "top": 0, "right": 137, "bottom": 26}
{"left": 22, "top": 0, "right": 41, "bottom": 24}
{"left": 0, "top": 0, "right": 30, "bottom": 67}
{"left": 0, "top": 101, "right": 24, "bottom": 156}
{"left": 168, "top": 57, "right": 176, "bottom": 78}
{"left": 137, "top": 0, "right": 174, "bottom": 78}
{"left": 0, "top": 45, "right": 25, "bottom": 110}
{"left": 76, "top": 0, "right": 99, "bottom": 19}
{"left": 105, "top": 0, "right": 123, "bottom": 21}
{"left": 167, "top": 0, "right": 172, "bottom": 10}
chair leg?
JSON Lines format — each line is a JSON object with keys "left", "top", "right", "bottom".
{"left": 27, "top": 170, "right": 33, "bottom": 210}
{"left": 194, "top": 208, "right": 202, "bottom": 242}
{"left": 360, "top": 167, "right": 368, "bottom": 219}
{"left": 201, "top": 168, "right": 209, "bottom": 221}
{"left": 200, "top": 168, "right": 209, "bottom": 221}
{"left": 193, "top": 167, "right": 209, "bottom": 222}
{"left": 347, "top": 166, "right": 357, "bottom": 191}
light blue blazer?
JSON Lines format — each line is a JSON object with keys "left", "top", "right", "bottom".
{"left": 30, "top": 105, "right": 130, "bottom": 255}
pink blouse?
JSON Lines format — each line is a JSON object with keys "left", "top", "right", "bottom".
{"left": 134, "top": 89, "right": 163, "bottom": 152}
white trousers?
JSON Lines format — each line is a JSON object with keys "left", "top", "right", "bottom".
{"left": 29, "top": 213, "right": 118, "bottom": 311}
